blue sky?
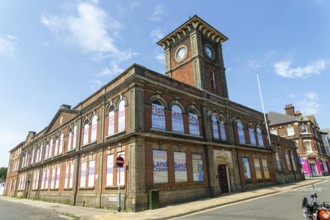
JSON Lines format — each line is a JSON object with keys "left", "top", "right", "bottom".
{"left": 1, "top": 0, "right": 329, "bottom": 167}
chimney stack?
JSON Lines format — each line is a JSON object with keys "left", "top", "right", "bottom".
{"left": 284, "top": 104, "right": 295, "bottom": 116}
{"left": 295, "top": 111, "right": 302, "bottom": 117}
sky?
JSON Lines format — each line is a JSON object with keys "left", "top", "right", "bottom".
{"left": 1, "top": 0, "right": 329, "bottom": 167}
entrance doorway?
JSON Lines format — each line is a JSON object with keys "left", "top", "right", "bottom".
{"left": 217, "top": 164, "right": 229, "bottom": 193}
{"left": 310, "top": 164, "right": 318, "bottom": 176}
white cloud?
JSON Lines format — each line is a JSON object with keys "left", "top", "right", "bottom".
{"left": 150, "top": 27, "right": 165, "bottom": 42}
{"left": 0, "top": 35, "right": 18, "bottom": 57}
{"left": 96, "top": 62, "right": 124, "bottom": 78}
{"left": 247, "top": 58, "right": 261, "bottom": 70}
{"left": 42, "top": 2, "right": 119, "bottom": 55}
{"left": 296, "top": 92, "right": 320, "bottom": 115}
{"left": 274, "top": 60, "right": 326, "bottom": 79}
{"left": 41, "top": 0, "right": 139, "bottom": 92}
{"left": 148, "top": 5, "right": 165, "bottom": 21}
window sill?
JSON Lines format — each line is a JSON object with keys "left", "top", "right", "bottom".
{"left": 50, "top": 188, "right": 59, "bottom": 191}
{"left": 150, "top": 128, "right": 203, "bottom": 139}
{"left": 105, "top": 185, "right": 126, "bottom": 190}
{"left": 79, "top": 186, "right": 95, "bottom": 190}
{"left": 66, "top": 149, "right": 76, "bottom": 153}
{"left": 82, "top": 141, "right": 96, "bottom": 148}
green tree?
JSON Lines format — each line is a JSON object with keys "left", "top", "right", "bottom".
{"left": 0, "top": 167, "right": 8, "bottom": 182}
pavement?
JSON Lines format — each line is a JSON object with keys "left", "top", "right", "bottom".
{"left": 0, "top": 177, "right": 327, "bottom": 220}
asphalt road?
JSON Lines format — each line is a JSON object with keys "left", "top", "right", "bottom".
{"left": 0, "top": 199, "right": 71, "bottom": 220}
{"left": 176, "top": 179, "right": 330, "bottom": 220}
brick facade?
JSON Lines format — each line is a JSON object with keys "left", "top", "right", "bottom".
{"left": 5, "top": 16, "right": 303, "bottom": 211}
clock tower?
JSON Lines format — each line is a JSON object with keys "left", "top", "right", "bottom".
{"left": 157, "top": 15, "right": 229, "bottom": 98}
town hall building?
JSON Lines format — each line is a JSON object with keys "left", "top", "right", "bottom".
{"left": 5, "top": 16, "right": 302, "bottom": 211}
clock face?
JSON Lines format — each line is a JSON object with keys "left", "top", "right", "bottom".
{"left": 205, "top": 45, "right": 214, "bottom": 59}
{"left": 176, "top": 46, "right": 187, "bottom": 61}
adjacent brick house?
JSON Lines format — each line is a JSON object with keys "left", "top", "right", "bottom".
{"left": 5, "top": 16, "right": 302, "bottom": 211}
{"left": 268, "top": 104, "right": 329, "bottom": 178}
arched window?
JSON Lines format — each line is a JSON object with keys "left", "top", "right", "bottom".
{"left": 83, "top": 119, "right": 89, "bottom": 145}
{"left": 171, "top": 104, "right": 184, "bottom": 133}
{"left": 45, "top": 142, "right": 49, "bottom": 160}
{"left": 249, "top": 125, "right": 256, "bottom": 145}
{"left": 237, "top": 121, "right": 245, "bottom": 144}
{"left": 219, "top": 117, "right": 226, "bottom": 141}
{"left": 68, "top": 127, "right": 73, "bottom": 151}
{"left": 211, "top": 114, "right": 219, "bottom": 140}
{"left": 108, "top": 107, "right": 115, "bottom": 136}
{"left": 257, "top": 127, "right": 264, "bottom": 147}
{"left": 91, "top": 115, "right": 98, "bottom": 142}
{"left": 72, "top": 125, "right": 77, "bottom": 149}
{"left": 118, "top": 100, "right": 126, "bottom": 132}
{"left": 151, "top": 100, "right": 166, "bottom": 130}
{"left": 48, "top": 138, "right": 53, "bottom": 158}
{"left": 188, "top": 110, "right": 200, "bottom": 136}
{"left": 59, "top": 132, "right": 64, "bottom": 154}
{"left": 54, "top": 136, "right": 59, "bottom": 156}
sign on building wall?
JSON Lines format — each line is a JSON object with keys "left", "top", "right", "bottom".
{"left": 189, "top": 112, "right": 200, "bottom": 136}
{"left": 80, "top": 162, "right": 87, "bottom": 187}
{"left": 106, "top": 154, "right": 114, "bottom": 186}
{"left": 88, "top": 160, "right": 95, "bottom": 187}
{"left": 261, "top": 159, "right": 270, "bottom": 179}
{"left": 152, "top": 102, "right": 166, "bottom": 130}
{"left": 55, "top": 165, "right": 60, "bottom": 189}
{"left": 65, "top": 165, "right": 69, "bottom": 188}
{"left": 91, "top": 116, "right": 97, "bottom": 142}
{"left": 254, "top": 158, "right": 262, "bottom": 179}
{"left": 220, "top": 120, "right": 226, "bottom": 140}
{"left": 192, "top": 154, "right": 204, "bottom": 182}
{"left": 242, "top": 157, "right": 251, "bottom": 180}
{"left": 153, "top": 150, "right": 168, "bottom": 184}
{"left": 174, "top": 152, "right": 187, "bottom": 182}
{"left": 108, "top": 110, "right": 115, "bottom": 136}
{"left": 172, "top": 105, "right": 184, "bottom": 133}
{"left": 118, "top": 101, "right": 125, "bottom": 132}
{"left": 69, "top": 163, "right": 74, "bottom": 188}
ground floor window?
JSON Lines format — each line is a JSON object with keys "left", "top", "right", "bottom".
{"left": 106, "top": 154, "right": 114, "bottom": 186}
{"left": 254, "top": 158, "right": 262, "bottom": 179}
{"left": 261, "top": 159, "right": 270, "bottom": 179}
{"left": 174, "top": 152, "right": 187, "bottom": 182}
{"left": 192, "top": 154, "right": 204, "bottom": 182}
{"left": 242, "top": 157, "right": 251, "bottom": 180}
{"left": 153, "top": 150, "right": 168, "bottom": 184}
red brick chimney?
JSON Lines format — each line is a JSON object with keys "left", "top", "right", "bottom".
{"left": 295, "top": 111, "right": 302, "bottom": 117}
{"left": 284, "top": 104, "right": 295, "bottom": 116}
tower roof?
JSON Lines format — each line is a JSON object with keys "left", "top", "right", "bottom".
{"left": 157, "top": 15, "right": 228, "bottom": 48}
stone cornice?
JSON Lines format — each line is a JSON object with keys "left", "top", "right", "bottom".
{"left": 157, "top": 15, "right": 228, "bottom": 48}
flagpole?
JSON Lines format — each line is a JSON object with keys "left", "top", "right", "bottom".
{"left": 256, "top": 73, "right": 271, "bottom": 147}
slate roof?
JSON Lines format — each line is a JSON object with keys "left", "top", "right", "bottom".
{"left": 267, "top": 111, "right": 297, "bottom": 126}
